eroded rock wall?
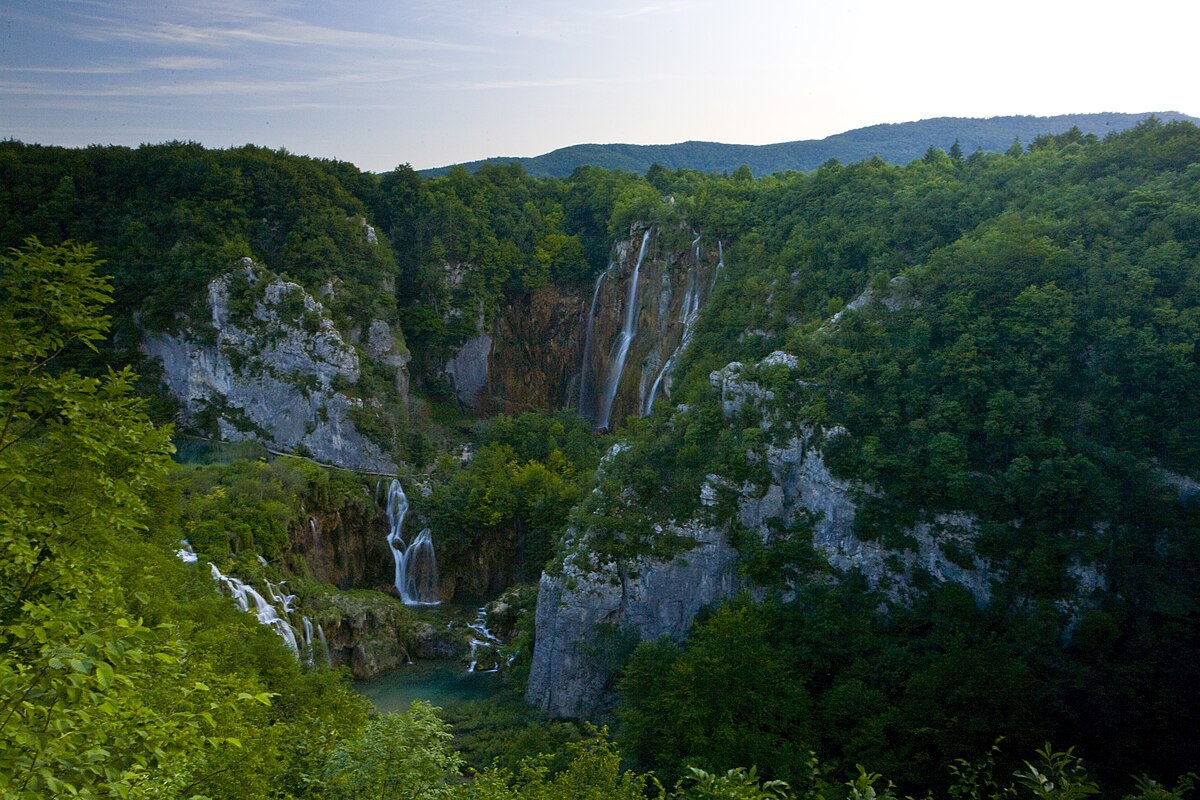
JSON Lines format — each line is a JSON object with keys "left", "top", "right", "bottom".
{"left": 525, "top": 520, "right": 739, "bottom": 718}
{"left": 526, "top": 352, "right": 1009, "bottom": 719}
{"left": 143, "top": 259, "right": 404, "bottom": 473}
{"left": 436, "top": 224, "right": 720, "bottom": 423}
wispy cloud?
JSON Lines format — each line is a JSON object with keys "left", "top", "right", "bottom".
{"left": 591, "top": 1, "right": 700, "bottom": 20}
{"left": 5, "top": 65, "right": 140, "bottom": 75}
{"left": 1, "top": 66, "right": 427, "bottom": 100}
{"left": 146, "top": 56, "right": 226, "bottom": 70}
{"left": 63, "top": 10, "right": 481, "bottom": 53}
{"left": 4, "top": 56, "right": 225, "bottom": 75}
{"left": 452, "top": 77, "right": 599, "bottom": 91}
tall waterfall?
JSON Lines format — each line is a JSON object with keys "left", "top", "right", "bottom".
{"left": 596, "top": 229, "right": 651, "bottom": 430}
{"left": 385, "top": 479, "right": 440, "bottom": 605}
{"left": 644, "top": 236, "right": 709, "bottom": 415}
{"left": 577, "top": 269, "right": 608, "bottom": 422}
{"left": 712, "top": 239, "right": 724, "bottom": 292}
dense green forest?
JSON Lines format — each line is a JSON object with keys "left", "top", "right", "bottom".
{"left": 2, "top": 119, "right": 1199, "bottom": 798}
{"left": 419, "top": 112, "right": 1199, "bottom": 177}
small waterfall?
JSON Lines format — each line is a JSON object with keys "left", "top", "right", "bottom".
{"left": 466, "top": 607, "right": 503, "bottom": 672}
{"left": 176, "top": 540, "right": 199, "bottom": 563}
{"left": 578, "top": 268, "right": 608, "bottom": 422}
{"left": 596, "top": 229, "right": 651, "bottom": 430}
{"left": 317, "top": 623, "right": 333, "bottom": 668}
{"left": 385, "top": 479, "right": 441, "bottom": 605}
{"left": 209, "top": 563, "right": 300, "bottom": 656}
{"left": 303, "top": 616, "right": 315, "bottom": 666}
{"left": 639, "top": 265, "right": 676, "bottom": 412}
{"left": 711, "top": 239, "right": 724, "bottom": 293}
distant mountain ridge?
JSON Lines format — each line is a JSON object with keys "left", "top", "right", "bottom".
{"left": 420, "top": 111, "right": 1199, "bottom": 177}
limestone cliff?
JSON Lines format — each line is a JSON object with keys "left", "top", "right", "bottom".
{"left": 144, "top": 259, "right": 405, "bottom": 473}
{"left": 491, "top": 285, "right": 591, "bottom": 415}
{"left": 525, "top": 519, "right": 739, "bottom": 718}
{"left": 437, "top": 224, "right": 720, "bottom": 424}
{"left": 525, "top": 352, "right": 1036, "bottom": 719}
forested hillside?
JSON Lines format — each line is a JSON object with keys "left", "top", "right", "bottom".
{"left": 1, "top": 119, "right": 1198, "bottom": 798}
{"left": 420, "top": 111, "right": 1199, "bottom": 177}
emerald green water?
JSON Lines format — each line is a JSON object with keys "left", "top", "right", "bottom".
{"left": 353, "top": 602, "right": 505, "bottom": 714}
{"left": 355, "top": 659, "right": 501, "bottom": 713}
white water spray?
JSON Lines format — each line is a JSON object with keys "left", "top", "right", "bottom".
{"left": 596, "top": 229, "right": 651, "bottom": 430}
{"left": 385, "top": 479, "right": 441, "bottom": 605}
{"left": 175, "top": 540, "right": 199, "bottom": 563}
{"left": 711, "top": 240, "right": 724, "bottom": 293}
{"left": 317, "top": 623, "right": 332, "bottom": 668}
{"left": 466, "top": 607, "right": 503, "bottom": 673}
{"left": 209, "top": 563, "right": 301, "bottom": 656}
{"left": 644, "top": 239, "right": 709, "bottom": 415}
{"left": 302, "top": 616, "right": 315, "bottom": 666}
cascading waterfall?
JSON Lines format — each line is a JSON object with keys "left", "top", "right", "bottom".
{"left": 466, "top": 607, "right": 504, "bottom": 673}
{"left": 208, "top": 563, "right": 301, "bottom": 656}
{"left": 577, "top": 268, "right": 608, "bottom": 422}
{"left": 385, "top": 479, "right": 441, "bottom": 605}
{"left": 643, "top": 236, "right": 709, "bottom": 415}
{"left": 596, "top": 229, "right": 651, "bottom": 430}
{"left": 189, "top": 546, "right": 333, "bottom": 666}
{"left": 183, "top": 545, "right": 327, "bottom": 665}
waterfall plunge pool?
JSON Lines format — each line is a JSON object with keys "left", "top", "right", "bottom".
{"left": 353, "top": 601, "right": 508, "bottom": 714}
{"left": 354, "top": 659, "right": 501, "bottom": 714}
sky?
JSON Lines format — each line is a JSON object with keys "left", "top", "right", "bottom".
{"left": 3, "top": 0, "right": 1198, "bottom": 173}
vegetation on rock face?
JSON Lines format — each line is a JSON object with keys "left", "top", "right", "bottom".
{"left": 173, "top": 456, "right": 373, "bottom": 563}
{"left": 3, "top": 119, "right": 1200, "bottom": 797}
{"left": 0, "top": 239, "right": 371, "bottom": 797}
{"left": 424, "top": 410, "right": 605, "bottom": 586}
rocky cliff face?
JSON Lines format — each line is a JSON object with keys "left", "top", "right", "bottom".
{"left": 437, "top": 526, "right": 522, "bottom": 600}
{"left": 525, "top": 519, "right": 739, "bottom": 718}
{"left": 143, "top": 259, "right": 405, "bottom": 473}
{"left": 437, "top": 225, "right": 719, "bottom": 424}
{"left": 526, "top": 352, "right": 1031, "bottom": 719}
{"left": 491, "top": 285, "right": 591, "bottom": 414}
{"left": 287, "top": 504, "right": 394, "bottom": 591}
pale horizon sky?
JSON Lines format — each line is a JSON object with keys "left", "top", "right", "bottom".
{"left": 3, "top": 0, "right": 1198, "bottom": 173}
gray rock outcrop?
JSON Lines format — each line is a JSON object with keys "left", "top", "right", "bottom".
{"left": 143, "top": 260, "right": 399, "bottom": 473}
{"left": 525, "top": 519, "right": 739, "bottom": 718}
{"left": 444, "top": 333, "right": 493, "bottom": 409}
{"left": 527, "top": 351, "right": 1003, "bottom": 719}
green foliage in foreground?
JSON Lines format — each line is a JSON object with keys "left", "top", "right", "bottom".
{"left": 322, "top": 702, "right": 463, "bottom": 800}
{"left": 308, "top": 710, "right": 1198, "bottom": 800}
{"left": 0, "top": 239, "right": 375, "bottom": 798}
{"left": 617, "top": 577, "right": 1200, "bottom": 795}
